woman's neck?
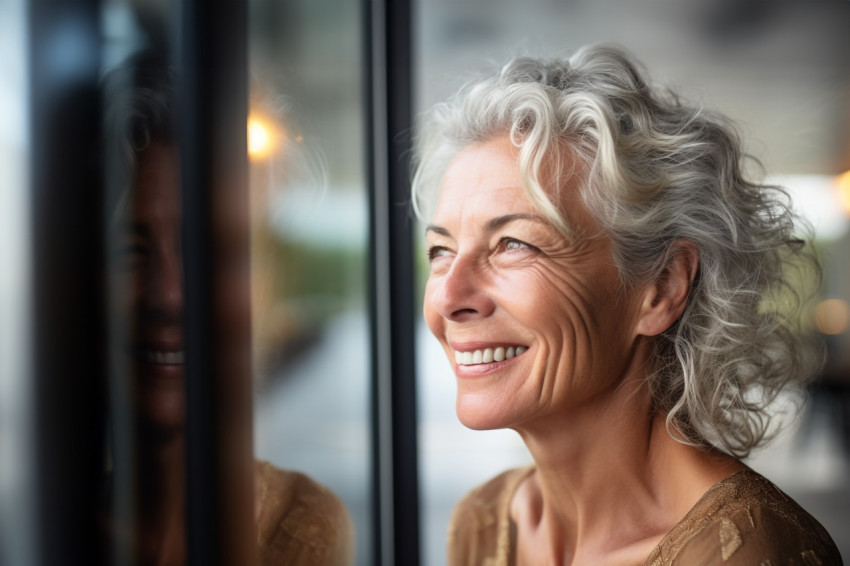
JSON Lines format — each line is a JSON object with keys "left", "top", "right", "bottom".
{"left": 136, "top": 430, "right": 185, "bottom": 513}
{"left": 512, "top": 372, "right": 743, "bottom": 566}
{"left": 134, "top": 430, "right": 187, "bottom": 566}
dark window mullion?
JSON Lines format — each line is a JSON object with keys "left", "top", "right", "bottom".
{"left": 179, "top": 1, "right": 252, "bottom": 564}
{"left": 365, "top": 0, "right": 420, "bottom": 563}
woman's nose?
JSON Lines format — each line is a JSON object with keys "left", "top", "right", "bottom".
{"left": 144, "top": 251, "right": 183, "bottom": 321}
{"left": 430, "top": 257, "right": 496, "bottom": 323}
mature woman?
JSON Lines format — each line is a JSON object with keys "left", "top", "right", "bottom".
{"left": 414, "top": 45, "right": 841, "bottom": 565}
{"left": 101, "top": 52, "right": 353, "bottom": 565}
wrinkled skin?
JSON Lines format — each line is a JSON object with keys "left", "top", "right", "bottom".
{"left": 423, "top": 135, "right": 646, "bottom": 433}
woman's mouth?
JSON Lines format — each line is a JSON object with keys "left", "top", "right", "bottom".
{"left": 140, "top": 349, "right": 185, "bottom": 365}
{"left": 453, "top": 345, "right": 528, "bottom": 366}
{"left": 130, "top": 346, "right": 185, "bottom": 366}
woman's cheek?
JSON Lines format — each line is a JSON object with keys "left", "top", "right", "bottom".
{"left": 423, "top": 279, "right": 444, "bottom": 337}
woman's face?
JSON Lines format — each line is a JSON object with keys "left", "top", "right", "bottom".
{"left": 113, "top": 142, "right": 185, "bottom": 433}
{"left": 423, "top": 136, "right": 645, "bottom": 431}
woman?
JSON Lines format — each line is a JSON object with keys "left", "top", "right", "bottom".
{"left": 102, "top": 52, "right": 353, "bottom": 565}
{"left": 414, "top": 45, "right": 841, "bottom": 565}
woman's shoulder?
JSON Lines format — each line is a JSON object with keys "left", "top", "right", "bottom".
{"left": 646, "top": 469, "right": 842, "bottom": 566}
{"left": 255, "top": 460, "right": 354, "bottom": 566}
{"left": 448, "top": 466, "right": 534, "bottom": 566}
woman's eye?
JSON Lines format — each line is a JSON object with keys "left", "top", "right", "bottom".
{"left": 497, "top": 237, "right": 538, "bottom": 254}
{"left": 427, "top": 245, "right": 453, "bottom": 262}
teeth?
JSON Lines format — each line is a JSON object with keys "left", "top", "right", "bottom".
{"left": 455, "top": 345, "right": 528, "bottom": 366}
{"left": 144, "top": 350, "right": 185, "bottom": 365}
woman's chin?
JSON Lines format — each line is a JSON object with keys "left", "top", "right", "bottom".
{"left": 135, "top": 390, "right": 185, "bottom": 436}
{"left": 455, "top": 396, "right": 515, "bottom": 431}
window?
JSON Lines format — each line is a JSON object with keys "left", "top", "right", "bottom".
{"left": 2, "top": 0, "right": 849, "bottom": 564}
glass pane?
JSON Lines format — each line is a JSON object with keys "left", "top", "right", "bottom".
{"left": 414, "top": 2, "right": 850, "bottom": 564}
{"left": 101, "top": 4, "right": 190, "bottom": 564}
{"left": 102, "top": 1, "right": 256, "bottom": 562}
{"left": 0, "top": 0, "right": 34, "bottom": 563}
{"left": 249, "top": 1, "right": 370, "bottom": 565}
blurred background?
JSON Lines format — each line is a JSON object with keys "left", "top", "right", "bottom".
{"left": 247, "top": 0, "right": 850, "bottom": 564}
{"left": 1, "top": 0, "right": 848, "bottom": 564}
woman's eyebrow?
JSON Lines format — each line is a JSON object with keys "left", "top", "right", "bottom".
{"left": 485, "top": 213, "right": 547, "bottom": 232}
{"left": 425, "top": 224, "right": 451, "bottom": 237}
{"left": 426, "top": 214, "right": 549, "bottom": 237}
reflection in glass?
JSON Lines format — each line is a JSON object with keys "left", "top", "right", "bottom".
{"left": 101, "top": 48, "right": 354, "bottom": 565}
{"left": 101, "top": 51, "right": 189, "bottom": 566}
{"left": 249, "top": 1, "right": 372, "bottom": 564}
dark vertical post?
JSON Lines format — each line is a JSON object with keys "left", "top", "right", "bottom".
{"left": 364, "top": 0, "right": 420, "bottom": 563}
{"left": 28, "top": 0, "right": 104, "bottom": 564}
{"left": 179, "top": 1, "right": 254, "bottom": 564}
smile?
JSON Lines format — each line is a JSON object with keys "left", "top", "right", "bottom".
{"left": 139, "top": 349, "right": 185, "bottom": 365}
{"left": 454, "top": 346, "right": 528, "bottom": 366}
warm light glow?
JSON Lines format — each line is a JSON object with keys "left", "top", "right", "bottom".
{"left": 837, "top": 170, "right": 850, "bottom": 215}
{"left": 248, "top": 116, "right": 274, "bottom": 159}
{"left": 815, "top": 298, "right": 850, "bottom": 335}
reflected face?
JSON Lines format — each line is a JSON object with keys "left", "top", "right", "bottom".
{"left": 113, "top": 143, "right": 185, "bottom": 432}
{"left": 423, "top": 136, "right": 643, "bottom": 431}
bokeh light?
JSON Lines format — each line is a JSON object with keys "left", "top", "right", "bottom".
{"left": 837, "top": 170, "right": 850, "bottom": 215}
{"left": 247, "top": 115, "right": 275, "bottom": 160}
{"left": 815, "top": 298, "right": 850, "bottom": 335}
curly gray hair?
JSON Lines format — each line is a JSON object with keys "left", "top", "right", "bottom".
{"left": 412, "top": 44, "right": 822, "bottom": 458}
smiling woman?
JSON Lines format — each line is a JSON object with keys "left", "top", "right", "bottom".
{"left": 101, "top": 51, "right": 354, "bottom": 566}
{"left": 414, "top": 46, "right": 842, "bottom": 565}
{"left": 424, "top": 136, "right": 637, "bottom": 434}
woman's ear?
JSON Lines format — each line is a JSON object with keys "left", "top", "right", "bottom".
{"left": 635, "top": 241, "right": 699, "bottom": 337}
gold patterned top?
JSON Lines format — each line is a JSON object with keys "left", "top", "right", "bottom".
{"left": 447, "top": 467, "right": 842, "bottom": 566}
{"left": 255, "top": 461, "right": 354, "bottom": 566}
